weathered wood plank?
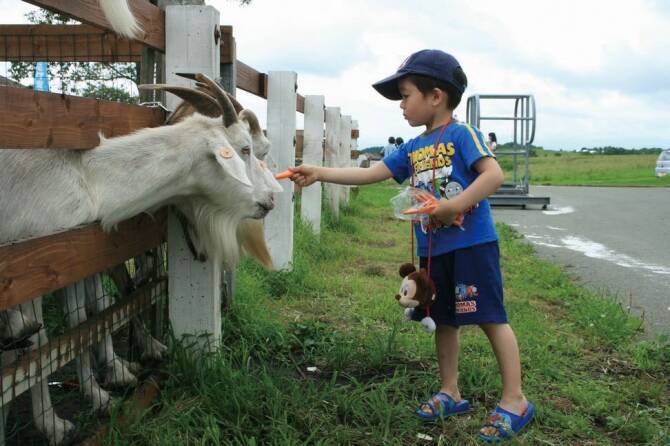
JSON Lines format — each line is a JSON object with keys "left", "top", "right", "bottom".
{"left": 236, "top": 60, "right": 266, "bottom": 97}
{"left": 0, "top": 86, "right": 165, "bottom": 149}
{"left": 0, "top": 24, "right": 142, "bottom": 62}
{"left": 220, "top": 25, "right": 233, "bottom": 64}
{"left": 0, "top": 210, "right": 167, "bottom": 310}
{"left": 23, "top": 0, "right": 165, "bottom": 51}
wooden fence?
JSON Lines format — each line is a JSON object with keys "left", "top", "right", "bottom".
{"left": 0, "top": 0, "right": 359, "bottom": 443}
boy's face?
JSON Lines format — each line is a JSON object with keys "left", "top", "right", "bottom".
{"left": 398, "top": 78, "right": 439, "bottom": 127}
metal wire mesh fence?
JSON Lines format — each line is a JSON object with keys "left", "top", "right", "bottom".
{"left": 0, "top": 246, "right": 168, "bottom": 445}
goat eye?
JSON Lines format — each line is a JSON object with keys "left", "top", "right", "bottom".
{"left": 241, "top": 146, "right": 251, "bottom": 155}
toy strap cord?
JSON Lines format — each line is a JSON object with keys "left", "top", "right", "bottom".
{"left": 409, "top": 121, "right": 450, "bottom": 320}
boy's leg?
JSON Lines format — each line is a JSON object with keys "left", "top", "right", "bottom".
{"left": 435, "top": 324, "right": 462, "bottom": 401}
{"left": 479, "top": 323, "right": 528, "bottom": 415}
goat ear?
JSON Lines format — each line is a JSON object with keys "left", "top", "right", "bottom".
{"left": 256, "top": 157, "right": 283, "bottom": 193}
{"left": 216, "top": 147, "right": 252, "bottom": 187}
{"left": 139, "top": 84, "right": 222, "bottom": 118}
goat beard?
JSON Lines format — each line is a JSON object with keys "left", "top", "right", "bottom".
{"left": 237, "top": 219, "right": 273, "bottom": 269}
{"left": 188, "top": 203, "right": 245, "bottom": 269}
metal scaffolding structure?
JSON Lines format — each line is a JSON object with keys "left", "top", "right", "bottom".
{"left": 466, "top": 94, "right": 550, "bottom": 208}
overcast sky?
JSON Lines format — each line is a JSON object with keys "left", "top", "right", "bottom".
{"left": 2, "top": 0, "right": 670, "bottom": 150}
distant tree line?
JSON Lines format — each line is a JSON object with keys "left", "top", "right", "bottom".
{"left": 577, "top": 146, "right": 665, "bottom": 155}
{"left": 361, "top": 146, "right": 383, "bottom": 154}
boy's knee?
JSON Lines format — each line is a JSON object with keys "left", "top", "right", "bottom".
{"left": 436, "top": 324, "right": 459, "bottom": 334}
{"left": 478, "top": 322, "right": 508, "bottom": 334}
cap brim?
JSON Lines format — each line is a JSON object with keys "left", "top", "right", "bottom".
{"left": 372, "top": 72, "right": 405, "bottom": 100}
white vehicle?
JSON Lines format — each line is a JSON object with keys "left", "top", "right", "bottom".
{"left": 656, "top": 149, "right": 670, "bottom": 177}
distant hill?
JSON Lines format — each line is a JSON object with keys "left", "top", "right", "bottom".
{"left": 360, "top": 146, "right": 383, "bottom": 154}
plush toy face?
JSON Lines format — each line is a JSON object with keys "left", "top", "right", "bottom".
{"left": 396, "top": 276, "right": 420, "bottom": 308}
{"left": 395, "top": 263, "right": 435, "bottom": 309}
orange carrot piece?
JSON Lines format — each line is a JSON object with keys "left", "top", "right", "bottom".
{"left": 274, "top": 170, "right": 294, "bottom": 180}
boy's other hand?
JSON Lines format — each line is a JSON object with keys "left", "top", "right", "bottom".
{"left": 430, "top": 198, "right": 459, "bottom": 227}
{"left": 289, "top": 165, "right": 319, "bottom": 187}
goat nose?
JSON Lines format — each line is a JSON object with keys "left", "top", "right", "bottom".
{"left": 395, "top": 294, "right": 401, "bottom": 301}
{"left": 260, "top": 199, "right": 274, "bottom": 212}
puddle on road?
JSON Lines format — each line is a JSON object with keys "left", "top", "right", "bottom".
{"left": 542, "top": 205, "right": 575, "bottom": 215}
{"left": 523, "top": 232, "right": 670, "bottom": 276}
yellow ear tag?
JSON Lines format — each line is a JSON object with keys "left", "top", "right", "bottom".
{"left": 219, "top": 147, "right": 234, "bottom": 159}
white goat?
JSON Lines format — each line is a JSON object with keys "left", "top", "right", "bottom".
{"left": 0, "top": 78, "right": 268, "bottom": 445}
{"left": 102, "top": 79, "right": 280, "bottom": 370}
{"left": 144, "top": 73, "right": 282, "bottom": 266}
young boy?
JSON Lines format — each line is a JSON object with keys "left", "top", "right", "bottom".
{"left": 289, "top": 49, "right": 534, "bottom": 441}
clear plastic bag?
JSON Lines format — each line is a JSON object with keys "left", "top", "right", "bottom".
{"left": 390, "top": 186, "right": 467, "bottom": 231}
{"left": 390, "top": 187, "right": 437, "bottom": 228}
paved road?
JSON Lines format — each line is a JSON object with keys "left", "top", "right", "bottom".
{"left": 492, "top": 186, "right": 670, "bottom": 337}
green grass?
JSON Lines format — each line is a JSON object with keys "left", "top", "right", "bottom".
{"left": 498, "top": 152, "right": 670, "bottom": 187}
{"left": 104, "top": 182, "right": 669, "bottom": 445}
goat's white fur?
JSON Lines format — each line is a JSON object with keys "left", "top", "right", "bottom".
{"left": 98, "top": 0, "right": 142, "bottom": 40}
{"left": 0, "top": 108, "right": 265, "bottom": 444}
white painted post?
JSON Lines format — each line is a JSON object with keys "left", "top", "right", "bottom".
{"left": 351, "top": 119, "right": 359, "bottom": 167}
{"left": 265, "top": 71, "right": 297, "bottom": 270}
{"left": 350, "top": 119, "right": 360, "bottom": 197}
{"left": 324, "top": 106, "right": 341, "bottom": 217}
{"left": 165, "top": 5, "right": 222, "bottom": 349}
{"left": 300, "top": 95, "right": 325, "bottom": 234}
{"left": 340, "top": 115, "right": 352, "bottom": 204}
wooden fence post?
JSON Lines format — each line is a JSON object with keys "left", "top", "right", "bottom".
{"left": 340, "top": 115, "right": 352, "bottom": 204}
{"left": 324, "top": 106, "right": 341, "bottom": 217}
{"left": 219, "top": 29, "right": 237, "bottom": 96}
{"left": 165, "top": 4, "right": 222, "bottom": 349}
{"left": 265, "top": 71, "right": 297, "bottom": 270}
{"left": 300, "top": 95, "right": 325, "bottom": 234}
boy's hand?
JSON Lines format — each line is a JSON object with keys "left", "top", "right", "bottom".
{"left": 430, "top": 198, "right": 461, "bottom": 227}
{"left": 288, "top": 165, "right": 319, "bottom": 187}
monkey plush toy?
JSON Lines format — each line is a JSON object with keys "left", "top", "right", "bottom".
{"left": 395, "top": 263, "right": 436, "bottom": 333}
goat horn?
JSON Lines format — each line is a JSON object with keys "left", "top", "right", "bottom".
{"left": 239, "top": 109, "right": 262, "bottom": 135}
{"left": 138, "top": 84, "right": 222, "bottom": 118}
{"left": 191, "top": 73, "right": 239, "bottom": 128}
{"left": 226, "top": 93, "right": 244, "bottom": 114}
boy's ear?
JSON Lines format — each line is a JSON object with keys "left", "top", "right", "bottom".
{"left": 432, "top": 88, "right": 448, "bottom": 108}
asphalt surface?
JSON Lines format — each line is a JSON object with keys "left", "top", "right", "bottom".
{"left": 492, "top": 186, "right": 670, "bottom": 337}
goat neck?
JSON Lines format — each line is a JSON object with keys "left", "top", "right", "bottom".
{"left": 84, "top": 114, "right": 251, "bottom": 231}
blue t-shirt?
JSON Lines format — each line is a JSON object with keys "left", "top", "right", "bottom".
{"left": 383, "top": 121, "right": 498, "bottom": 257}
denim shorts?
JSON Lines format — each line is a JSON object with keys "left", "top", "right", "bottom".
{"left": 411, "top": 241, "right": 508, "bottom": 327}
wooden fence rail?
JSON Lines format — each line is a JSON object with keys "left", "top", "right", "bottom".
{"left": 0, "top": 210, "right": 166, "bottom": 311}
{"left": 0, "top": 86, "right": 166, "bottom": 149}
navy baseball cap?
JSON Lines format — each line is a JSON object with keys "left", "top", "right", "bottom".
{"left": 372, "top": 49, "right": 466, "bottom": 100}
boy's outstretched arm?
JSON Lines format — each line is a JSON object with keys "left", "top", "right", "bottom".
{"left": 289, "top": 161, "right": 393, "bottom": 187}
{"left": 431, "top": 157, "right": 504, "bottom": 225}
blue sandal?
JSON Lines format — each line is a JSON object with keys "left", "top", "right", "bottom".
{"left": 415, "top": 392, "right": 470, "bottom": 421}
{"left": 479, "top": 402, "right": 535, "bottom": 442}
